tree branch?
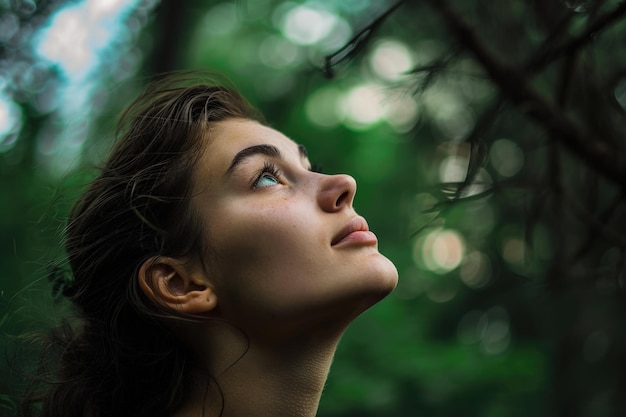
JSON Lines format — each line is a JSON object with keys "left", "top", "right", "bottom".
{"left": 526, "top": 2, "right": 626, "bottom": 74}
{"left": 426, "top": 0, "right": 626, "bottom": 193}
{"left": 321, "top": 0, "right": 405, "bottom": 78}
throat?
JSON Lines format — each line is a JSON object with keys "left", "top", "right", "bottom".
{"left": 178, "top": 335, "right": 340, "bottom": 417}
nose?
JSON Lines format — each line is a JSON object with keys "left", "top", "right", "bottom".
{"left": 317, "top": 174, "right": 357, "bottom": 212}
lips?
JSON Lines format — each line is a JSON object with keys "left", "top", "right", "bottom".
{"left": 331, "top": 216, "right": 378, "bottom": 246}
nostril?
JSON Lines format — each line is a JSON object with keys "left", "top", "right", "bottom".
{"left": 335, "top": 190, "right": 349, "bottom": 208}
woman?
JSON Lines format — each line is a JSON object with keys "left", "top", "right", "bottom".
{"left": 24, "top": 73, "right": 398, "bottom": 417}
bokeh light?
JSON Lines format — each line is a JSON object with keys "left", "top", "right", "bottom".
{"left": 0, "top": 91, "right": 22, "bottom": 152}
{"left": 339, "top": 83, "right": 419, "bottom": 132}
{"left": 423, "top": 85, "right": 475, "bottom": 140}
{"left": 383, "top": 92, "right": 420, "bottom": 133}
{"left": 501, "top": 237, "right": 528, "bottom": 267}
{"left": 457, "top": 310, "right": 486, "bottom": 344}
{"left": 439, "top": 154, "right": 468, "bottom": 183}
{"left": 280, "top": 3, "right": 350, "bottom": 52}
{"left": 460, "top": 251, "right": 492, "bottom": 289}
{"left": 414, "top": 228, "right": 465, "bottom": 274}
{"left": 34, "top": 0, "right": 144, "bottom": 80}
{"left": 614, "top": 78, "right": 626, "bottom": 111}
{"left": 481, "top": 307, "right": 512, "bottom": 354}
{"left": 457, "top": 307, "right": 512, "bottom": 354}
{"left": 26, "top": 0, "right": 156, "bottom": 175}
{"left": 199, "top": 2, "right": 239, "bottom": 36}
{"left": 0, "top": 13, "right": 20, "bottom": 42}
{"left": 369, "top": 38, "right": 414, "bottom": 81}
{"left": 305, "top": 86, "right": 344, "bottom": 128}
{"left": 258, "top": 35, "right": 302, "bottom": 69}
{"left": 341, "top": 83, "right": 386, "bottom": 130}
{"left": 489, "top": 138, "right": 524, "bottom": 177}
{"left": 426, "top": 277, "right": 458, "bottom": 303}
{"left": 437, "top": 148, "right": 493, "bottom": 197}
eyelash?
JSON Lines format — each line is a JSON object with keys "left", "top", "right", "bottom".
{"left": 252, "top": 161, "right": 281, "bottom": 188}
{"left": 251, "top": 160, "right": 323, "bottom": 189}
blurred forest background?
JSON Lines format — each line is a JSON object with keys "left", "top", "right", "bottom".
{"left": 2, "top": 0, "right": 626, "bottom": 416}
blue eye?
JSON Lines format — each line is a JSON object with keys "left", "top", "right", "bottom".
{"left": 253, "top": 162, "right": 281, "bottom": 189}
{"left": 254, "top": 173, "right": 279, "bottom": 188}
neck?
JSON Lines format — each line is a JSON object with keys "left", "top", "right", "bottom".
{"left": 175, "top": 325, "right": 343, "bottom": 417}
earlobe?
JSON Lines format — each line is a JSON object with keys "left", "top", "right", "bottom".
{"left": 138, "top": 256, "right": 217, "bottom": 314}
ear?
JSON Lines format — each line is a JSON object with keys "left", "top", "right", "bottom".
{"left": 138, "top": 256, "right": 217, "bottom": 315}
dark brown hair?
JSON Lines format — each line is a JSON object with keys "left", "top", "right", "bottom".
{"left": 22, "top": 73, "right": 262, "bottom": 417}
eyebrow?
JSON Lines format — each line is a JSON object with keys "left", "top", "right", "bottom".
{"left": 226, "top": 143, "right": 309, "bottom": 175}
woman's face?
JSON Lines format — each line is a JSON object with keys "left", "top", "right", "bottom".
{"left": 191, "top": 119, "right": 397, "bottom": 338}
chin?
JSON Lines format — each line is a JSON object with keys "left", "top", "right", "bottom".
{"left": 344, "top": 254, "right": 399, "bottom": 318}
{"left": 367, "top": 253, "right": 399, "bottom": 296}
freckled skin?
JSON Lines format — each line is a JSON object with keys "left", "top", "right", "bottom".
{"left": 191, "top": 119, "right": 398, "bottom": 342}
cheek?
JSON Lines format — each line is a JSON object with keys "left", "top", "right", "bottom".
{"left": 205, "top": 199, "right": 322, "bottom": 289}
